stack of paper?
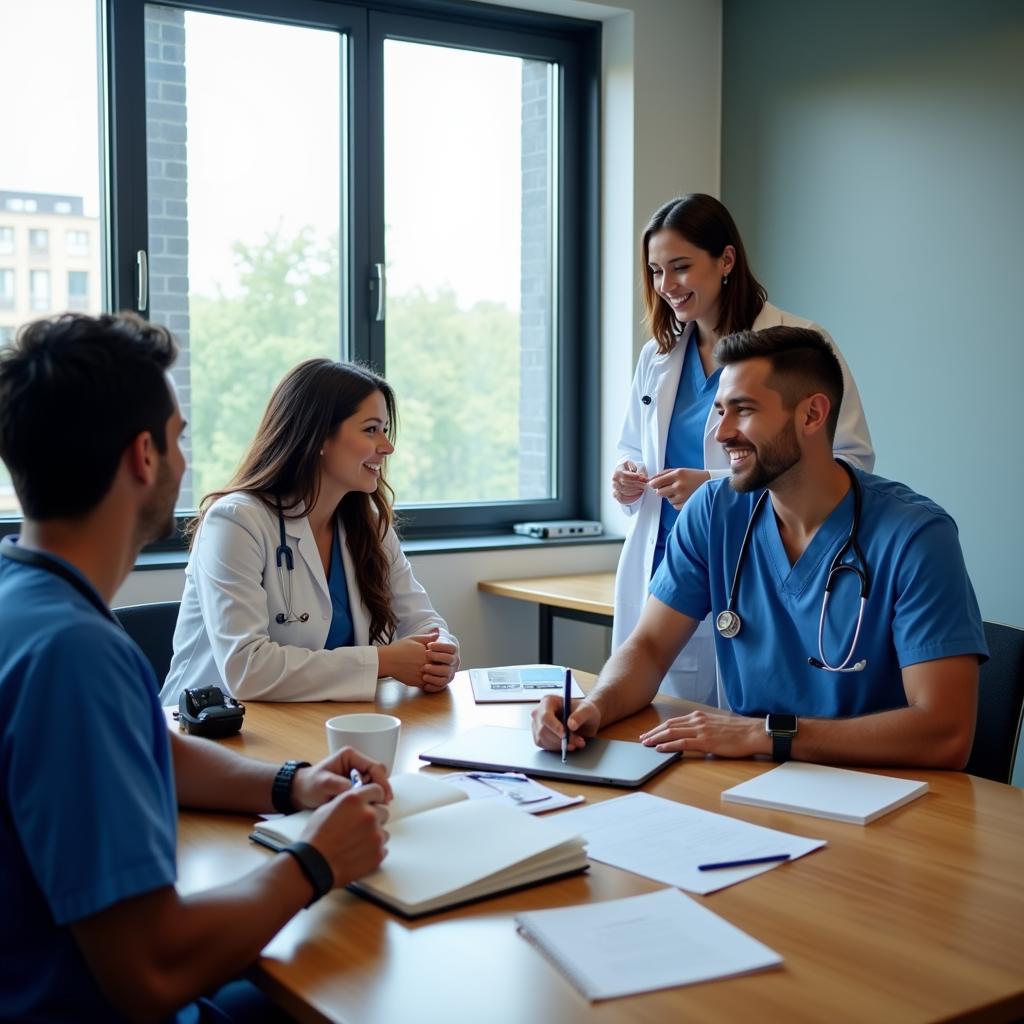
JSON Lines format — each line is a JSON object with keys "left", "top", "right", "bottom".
{"left": 516, "top": 888, "right": 782, "bottom": 1001}
{"left": 721, "top": 762, "right": 929, "bottom": 824}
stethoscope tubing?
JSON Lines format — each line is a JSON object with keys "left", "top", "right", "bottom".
{"left": 717, "top": 461, "right": 871, "bottom": 673}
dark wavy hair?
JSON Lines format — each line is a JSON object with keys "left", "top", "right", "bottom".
{"left": 191, "top": 359, "right": 399, "bottom": 644}
{"left": 641, "top": 194, "right": 767, "bottom": 354}
{"left": 0, "top": 312, "right": 176, "bottom": 519}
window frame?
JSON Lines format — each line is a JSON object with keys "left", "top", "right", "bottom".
{"left": 1, "top": 0, "right": 600, "bottom": 547}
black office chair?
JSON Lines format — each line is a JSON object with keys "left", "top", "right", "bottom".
{"left": 113, "top": 600, "right": 181, "bottom": 692}
{"left": 964, "top": 620, "right": 1024, "bottom": 785}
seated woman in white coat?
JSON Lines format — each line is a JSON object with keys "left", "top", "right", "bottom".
{"left": 161, "top": 359, "right": 459, "bottom": 705}
{"left": 612, "top": 194, "right": 874, "bottom": 705}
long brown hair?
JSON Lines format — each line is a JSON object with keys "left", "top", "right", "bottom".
{"left": 190, "top": 359, "right": 399, "bottom": 644}
{"left": 641, "top": 194, "right": 768, "bottom": 354}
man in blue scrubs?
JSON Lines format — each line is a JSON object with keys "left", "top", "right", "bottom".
{"left": 534, "top": 326, "right": 986, "bottom": 768}
{"left": 0, "top": 314, "right": 392, "bottom": 1022}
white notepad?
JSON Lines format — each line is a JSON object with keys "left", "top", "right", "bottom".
{"left": 721, "top": 762, "right": 929, "bottom": 825}
{"left": 515, "top": 888, "right": 783, "bottom": 1001}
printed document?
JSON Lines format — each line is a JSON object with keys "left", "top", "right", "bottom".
{"left": 558, "top": 792, "right": 825, "bottom": 894}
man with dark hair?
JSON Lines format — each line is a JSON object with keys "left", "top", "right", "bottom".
{"left": 0, "top": 314, "right": 391, "bottom": 1022}
{"left": 535, "top": 326, "right": 987, "bottom": 769}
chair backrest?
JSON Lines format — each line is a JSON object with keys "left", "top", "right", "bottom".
{"left": 964, "top": 620, "right": 1024, "bottom": 784}
{"left": 113, "top": 601, "right": 181, "bottom": 692}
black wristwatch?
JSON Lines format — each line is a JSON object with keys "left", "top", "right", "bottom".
{"left": 272, "top": 759, "right": 311, "bottom": 814}
{"left": 765, "top": 714, "right": 798, "bottom": 762}
{"left": 282, "top": 841, "right": 334, "bottom": 906}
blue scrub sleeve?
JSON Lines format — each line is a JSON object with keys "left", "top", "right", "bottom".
{"left": 6, "top": 624, "right": 178, "bottom": 925}
{"left": 649, "top": 483, "right": 715, "bottom": 622}
{"left": 890, "top": 517, "right": 989, "bottom": 669}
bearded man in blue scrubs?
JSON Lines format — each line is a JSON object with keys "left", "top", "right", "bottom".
{"left": 0, "top": 314, "right": 392, "bottom": 1022}
{"left": 534, "top": 326, "right": 987, "bottom": 768}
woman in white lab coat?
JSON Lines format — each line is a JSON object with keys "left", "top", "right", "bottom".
{"left": 612, "top": 194, "right": 874, "bottom": 704}
{"left": 161, "top": 359, "right": 459, "bottom": 705}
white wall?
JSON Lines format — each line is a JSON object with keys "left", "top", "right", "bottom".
{"left": 115, "top": 0, "right": 724, "bottom": 669}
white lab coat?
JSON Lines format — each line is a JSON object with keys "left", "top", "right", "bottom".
{"left": 160, "top": 492, "right": 456, "bottom": 705}
{"left": 612, "top": 303, "right": 875, "bottom": 703}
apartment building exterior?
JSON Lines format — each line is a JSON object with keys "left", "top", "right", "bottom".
{"left": 0, "top": 190, "right": 102, "bottom": 346}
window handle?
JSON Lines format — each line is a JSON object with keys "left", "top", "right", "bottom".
{"left": 136, "top": 249, "right": 148, "bottom": 312}
{"left": 372, "top": 262, "right": 386, "bottom": 322}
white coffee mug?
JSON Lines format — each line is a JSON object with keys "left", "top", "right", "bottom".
{"left": 325, "top": 713, "right": 401, "bottom": 775}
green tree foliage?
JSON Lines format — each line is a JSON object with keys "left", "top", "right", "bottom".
{"left": 188, "top": 228, "right": 521, "bottom": 508}
{"left": 386, "top": 287, "right": 520, "bottom": 504}
{"left": 189, "top": 227, "right": 338, "bottom": 502}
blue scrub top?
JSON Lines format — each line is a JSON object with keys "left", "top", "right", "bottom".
{"left": 653, "top": 334, "right": 722, "bottom": 574}
{"left": 649, "top": 471, "right": 988, "bottom": 719}
{"left": 0, "top": 539, "right": 179, "bottom": 1021}
{"left": 325, "top": 524, "right": 355, "bottom": 649}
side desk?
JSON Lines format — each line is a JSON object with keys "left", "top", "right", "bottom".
{"left": 477, "top": 572, "right": 615, "bottom": 662}
{"left": 174, "top": 674, "right": 1024, "bottom": 1024}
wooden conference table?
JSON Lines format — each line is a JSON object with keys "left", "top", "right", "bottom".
{"left": 478, "top": 572, "right": 615, "bottom": 662}
{"left": 174, "top": 674, "right": 1024, "bottom": 1024}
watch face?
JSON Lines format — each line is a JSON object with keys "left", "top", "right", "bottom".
{"left": 767, "top": 714, "right": 798, "bottom": 735}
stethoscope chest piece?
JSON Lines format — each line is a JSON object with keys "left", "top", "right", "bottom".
{"left": 716, "top": 609, "right": 742, "bottom": 639}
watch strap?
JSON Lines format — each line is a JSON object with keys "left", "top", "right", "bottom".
{"left": 282, "top": 841, "right": 334, "bottom": 906}
{"left": 771, "top": 732, "right": 793, "bottom": 762}
{"left": 272, "top": 759, "right": 311, "bottom": 814}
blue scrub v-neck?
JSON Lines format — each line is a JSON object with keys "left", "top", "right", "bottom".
{"left": 324, "top": 523, "right": 355, "bottom": 649}
{"left": 653, "top": 334, "right": 722, "bottom": 574}
{"left": 759, "top": 485, "right": 857, "bottom": 596}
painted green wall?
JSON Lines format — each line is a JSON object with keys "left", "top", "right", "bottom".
{"left": 721, "top": 0, "right": 1024, "bottom": 782}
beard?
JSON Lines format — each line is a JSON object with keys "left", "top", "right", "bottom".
{"left": 728, "top": 418, "right": 801, "bottom": 493}
{"left": 136, "top": 454, "right": 181, "bottom": 546}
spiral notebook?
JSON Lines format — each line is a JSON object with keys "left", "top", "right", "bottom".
{"left": 515, "top": 888, "right": 783, "bottom": 1001}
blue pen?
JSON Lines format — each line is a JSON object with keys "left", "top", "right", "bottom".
{"left": 697, "top": 854, "right": 790, "bottom": 871}
{"left": 561, "top": 668, "right": 572, "bottom": 763}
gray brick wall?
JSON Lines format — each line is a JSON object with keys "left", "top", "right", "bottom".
{"left": 145, "top": 6, "right": 193, "bottom": 508}
{"left": 518, "top": 61, "right": 553, "bottom": 500}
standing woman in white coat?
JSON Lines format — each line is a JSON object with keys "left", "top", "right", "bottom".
{"left": 612, "top": 194, "right": 874, "bottom": 704}
{"left": 161, "top": 359, "right": 459, "bottom": 705}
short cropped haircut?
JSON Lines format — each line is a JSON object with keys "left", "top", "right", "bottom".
{"left": 0, "top": 312, "right": 177, "bottom": 519}
{"left": 714, "top": 326, "right": 844, "bottom": 441}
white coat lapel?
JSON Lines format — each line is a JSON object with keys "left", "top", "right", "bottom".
{"left": 651, "top": 324, "right": 692, "bottom": 471}
{"left": 286, "top": 513, "right": 331, "bottom": 604}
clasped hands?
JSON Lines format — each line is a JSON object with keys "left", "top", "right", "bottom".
{"left": 531, "top": 696, "right": 766, "bottom": 759}
{"left": 378, "top": 629, "right": 460, "bottom": 692}
{"left": 611, "top": 461, "right": 710, "bottom": 510}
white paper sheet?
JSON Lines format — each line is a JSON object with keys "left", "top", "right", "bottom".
{"left": 558, "top": 792, "right": 825, "bottom": 894}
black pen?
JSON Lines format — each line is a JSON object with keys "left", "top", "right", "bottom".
{"left": 561, "top": 668, "right": 571, "bottom": 763}
{"left": 697, "top": 854, "right": 790, "bottom": 871}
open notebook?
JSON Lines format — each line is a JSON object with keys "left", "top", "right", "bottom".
{"left": 251, "top": 772, "right": 588, "bottom": 917}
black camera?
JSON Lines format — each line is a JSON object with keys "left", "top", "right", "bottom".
{"left": 176, "top": 686, "right": 245, "bottom": 738}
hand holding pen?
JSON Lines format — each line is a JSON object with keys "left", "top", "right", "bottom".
{"left": 530, "top": 679, "right": 602, "bottom": 753}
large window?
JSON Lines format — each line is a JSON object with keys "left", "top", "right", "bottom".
{"left": 1, "top": 0, "right": 598, "bottom": 538}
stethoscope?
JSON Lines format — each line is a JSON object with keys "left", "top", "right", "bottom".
{"left": 715, "top": 461, "right": 871, "bottom": 673}
{"left": 275, "top": 498, "right": 309, "bottom": 625}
